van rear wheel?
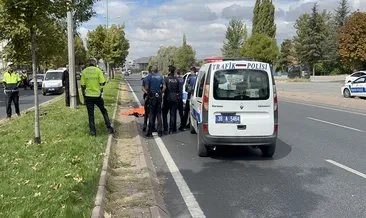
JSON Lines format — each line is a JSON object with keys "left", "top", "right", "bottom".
{"left": 260, "top": 143, "right": 276, "bottom": 158}
{"left": 197, "top": 130, "right": 208, "bottom": 157}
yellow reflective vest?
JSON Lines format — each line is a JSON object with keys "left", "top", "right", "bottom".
{"left": 3, "top": 71, "right": 21, "bottom": 91}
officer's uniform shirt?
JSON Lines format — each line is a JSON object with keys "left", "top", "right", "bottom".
{"left": 80, "top": 66, "right": 106, "bottom": 97}
{"left": 187, "top": 73, "right": 197, "bottom": 92}
{"left": 178, "top": 76, "right": 184, "bottom": 99}
{"left": 146, "top": 72, "right": 164, "bottom": 94}
{"left": 3, "top": 71, "right": 21, "bottom": 91}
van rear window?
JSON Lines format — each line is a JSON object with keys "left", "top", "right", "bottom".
{"left": 213, "top": 69, "right": 270, "bottom": 100}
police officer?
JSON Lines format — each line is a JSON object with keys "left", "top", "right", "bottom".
{"left": 81, "top": 57, "right": 114, "bottom": 136}
{"left": 163, "top": 65, "right": 181, "bottom": 134}
{"left": 176, "top": 68, "right": 184, "bottom": 125}
{"left": 179, "top": 66, "right": 197, "bottom": 130}
{"left": 21, "top": 70, "right": 28, "bottom": 90}
{"left": 144, "top": 65, "right": 166, "bottom": 137}
{"left": 3, "top": 62, "right": 21, "bottom": 118}
{"left": 162, "top": 65, "right": 174, "bottom": 134}
{"left": 142, "top": 66, "right": 152, "bottom": 132}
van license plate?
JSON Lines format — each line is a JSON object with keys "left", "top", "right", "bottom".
{"left": 215, "top": 115, "right": 240, "bottom": 124}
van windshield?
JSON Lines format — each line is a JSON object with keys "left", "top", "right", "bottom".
{"left": 45, "top": 71, "right": 63, "bottom": 81}
{"left": 213, "top": 69, "right": 270, "bottom": 100}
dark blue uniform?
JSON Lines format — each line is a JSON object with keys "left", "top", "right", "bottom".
{"left": 177, "top": 76, "right": 184, "bottom": 125}
{"left": 162, "top": 74, "right": 181, "bottom": 133}
{"left": 180, "top": 73, "right": 197, "bottom": 130}
{"left": 142, "top": 76, "right": 150, "bottom": 131}
{"left": 145, "top": 72, "right": 164, "bottom": 136}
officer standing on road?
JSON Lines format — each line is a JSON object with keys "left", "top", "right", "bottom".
{"left": 179, "top": 66, "right": 197, "bottom": 130}
{"left": 81, "top": 57, "right": 114, "bottom": 136}
{"left": 163, "top": 65, "right": 181, "bottom": 134}
{"left": 21, "top": 70, "right": 28, "bottom": 90}
{"left": 62, "top": 67, "right": 70, "bottom": 107}
{"left": 176, "top": 68, "right": 184, "bottom": 125}
{"left": 162, "top": 65, "right": 174, "bottom": 134}
{"left": 144, "top": 65, "right": 166, "bottom": 137}
{"left": 142, "top": 66, "right": 152, "bottom": 132}
{"left": 2, "top": 62, "right": 21, "bottom": 118}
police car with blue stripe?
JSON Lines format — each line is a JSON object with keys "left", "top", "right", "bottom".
{"left": 189, "top": 58, "right": 278, "bottom": 157}
{"left": 341, "top": 75, "right": 366, "bottom": 98}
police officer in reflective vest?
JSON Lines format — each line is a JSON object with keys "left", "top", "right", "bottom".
{"left": 163, "top": 65, "right": 181, "bottom": 134}
{"left": 144, "top": 65, "right": 166, "bottom": 137}
{"left": 81, "top": 57, "right": 114, "bottom": 136}
{"left": 2, "top": 62, "right": 21, "bottom": 118}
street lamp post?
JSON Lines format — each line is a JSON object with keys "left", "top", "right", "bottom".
{"left": 67, "top": 3, "right": 77, "bottom": 109}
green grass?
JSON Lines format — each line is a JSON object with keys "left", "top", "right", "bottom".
{"left": 0, "top": 76, "right": 120, "bottom": 217}
{"left": 275, "top": 78, "right": 310, "bottom": 82}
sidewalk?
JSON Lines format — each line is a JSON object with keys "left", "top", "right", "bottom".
{"left": 94, "top": 81, "right": 169, "bottom": 218}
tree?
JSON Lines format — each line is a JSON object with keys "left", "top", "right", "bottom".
{"left": 221, "top": 18, "right": 247, "bottom": 58}
{"left": 174, "top": 34, "right": 196, "bottom": 72}
{"left": 87, "top": 25, "right": 107, "bottom": 63}
{"left": 294, "top": 4, "right": 328, "bottom": 75}
{"left": 74, "top": 34, "right": 87, "bottom": 66}
{"left": 241, "top": 34, "right": 279, "bottom": 64}
{"left": 335, "top": 0, "right": 351, "bottom": 27}
{"left": 252, "top": 0, "right": 276, "bottom": 38}
{"left": 338, "top": 12, "right": 366, "bottom": 70}
{"left": 279, "top": 39, "right": 297, "bottom": 72}
{"left": 0, "top": 0, "right": 96, "bottom": 144}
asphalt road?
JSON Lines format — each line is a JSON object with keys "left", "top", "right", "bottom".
{"left": 0, "top": 87, "right": 57, "bottom": 119}
{"left": 126, "top": 74, "right": 366, "bottom": 218}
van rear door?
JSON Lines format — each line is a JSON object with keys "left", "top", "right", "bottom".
{"left": 208, "top": 61, "right": 274, "bottom": 137}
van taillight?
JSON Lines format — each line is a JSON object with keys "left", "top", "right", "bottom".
{"left": 273, "top": 85, "right": 278, "bottom": 112}
{"left": 202, "top": 123, "right": 208, "bottom": 133}
{"left": 203, "top": 84, "right": 210, "bottom": 111}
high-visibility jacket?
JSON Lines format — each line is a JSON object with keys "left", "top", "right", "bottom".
{"left": 3, "top": 71, "right": 21, "bottom": 91}
{"left": 80, "top": 66, "right": 106, "bottom": 97}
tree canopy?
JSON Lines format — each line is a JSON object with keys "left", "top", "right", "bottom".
{"left": 252, "top": 0, "right": 276, "bottom": 38}
{"left": 241, "top": 33, "right": 279, "bottom": 64}
{"left": 221, "top": 18, "right": 247, "bottom": 58}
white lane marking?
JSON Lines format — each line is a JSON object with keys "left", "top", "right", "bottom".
{"left": 281, "top": 99, "right": 366, "bottom": 117}
{"left": 307, "top": 117, "right": 364, "bottom": 132}
{"left": 126, "top": 81, "right": 142, "bottom": 107}
{"left": 326, "top": 159, "right": 366, "bottom": 179}
{"left": 126, "top": 80, "right": 206, "bottom": 218}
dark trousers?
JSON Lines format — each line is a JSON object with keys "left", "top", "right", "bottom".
{"left": 148, "top": 95, "right": 162, "bottom": 134}
{"left": 85, "top": 96, "right": 111, "bottom": 134}
{"left": 5, "top": 91, "right": 20, "bottom": 118}
{"left": 168, "top": 101, "right": 178, "bottom": 132}
{"left": 143, "top": 96, "right": 149, "bottom": 129}
{"left": 65, "top": 85, "right": 70, "bottom": 106}
{"left": 162, "top": 99, "right": 169, "bottom": 132}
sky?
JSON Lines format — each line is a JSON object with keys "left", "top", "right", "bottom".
{"left": 78, "top": 0, "right": 365, "bottom": 61}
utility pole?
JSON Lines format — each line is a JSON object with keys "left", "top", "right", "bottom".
{"left": 106, "top": 0, "right": 111, "bottom": 80}
{"left": 31, "top": 28, "right": 41, "bottom": 144}
{"left": 67, "top": 8, "right": 77, "bottom": 109}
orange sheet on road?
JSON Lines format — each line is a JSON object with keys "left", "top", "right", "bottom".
{"left": 121, "top": 106, "right": 145, "bottom": 117}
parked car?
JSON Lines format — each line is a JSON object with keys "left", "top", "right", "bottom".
{"left": 141, "top": 70, "right": 148, "bottom": 79}
{"left": 42, "top": 70, "right": 64, "bottom": 95}
{"left": 29, "top": 74, "right": 44, "bottom": 89}
{"left": 345, "top": 71, "right": 366, "bottom": 84}
{"left": 341, "top": 75, "right": 366, "bottom": 98}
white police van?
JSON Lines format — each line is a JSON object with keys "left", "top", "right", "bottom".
{"left": 341, "top": 75, "right": 366, "bottom": 98}
{"left": 189, "top": 58, "right": 278, "bottom": 157}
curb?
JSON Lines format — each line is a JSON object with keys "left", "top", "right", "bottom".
{"left": 91, "top": 80, "right": 121, "bottom": 218}
{"left": 133, "top": 120, "right": 170, "bottom": 218}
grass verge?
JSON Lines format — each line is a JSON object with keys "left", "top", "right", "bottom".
{"left": 0, "top": 76, "right": 120, "bottom": 217}
{"left": 275, "top": 78, "right": 310, "bottom": 83}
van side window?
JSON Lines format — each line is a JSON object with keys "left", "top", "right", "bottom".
{"left": 197, "top": 72, "right": 206, "bottom": 97}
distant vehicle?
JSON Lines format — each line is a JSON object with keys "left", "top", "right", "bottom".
{"left": 141, "top": 70, "right": 148, "bottom": 79}
{"left": 345, "top": 71, "right": 366, "bottom": 84}
{"left": 42, "top": 70, "right": 64, "bottom": 96}
{"left": 288, "top": 65, "right": 310, "bottom": 79}
{"left": 341, "top": 75, "right": 366, "bottom": 98}
{"left": 190, "top": 58, "right": 278, "bottom": 157}
{"left": 29, "top": 74, "right": 44, "bottom": 89}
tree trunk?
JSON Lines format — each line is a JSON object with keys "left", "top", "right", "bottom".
{"left": 67, "top": 10, "right": 77, "bottom": 109}
{"left": 31, "top": 28, "right": 41, "bottom": 144}
{"left": 312, "top": 65, "right": 315, "bottom": 77}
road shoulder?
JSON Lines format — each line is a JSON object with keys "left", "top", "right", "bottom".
{"left": 103, "top": 81, "right": 169, "bottom": 217}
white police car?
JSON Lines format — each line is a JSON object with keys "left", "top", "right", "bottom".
{"left": 189, "top": 58, "right": 278, "bottom": 157}
{"left": 341, "top": 75, "right": 366, "bottom": 98}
